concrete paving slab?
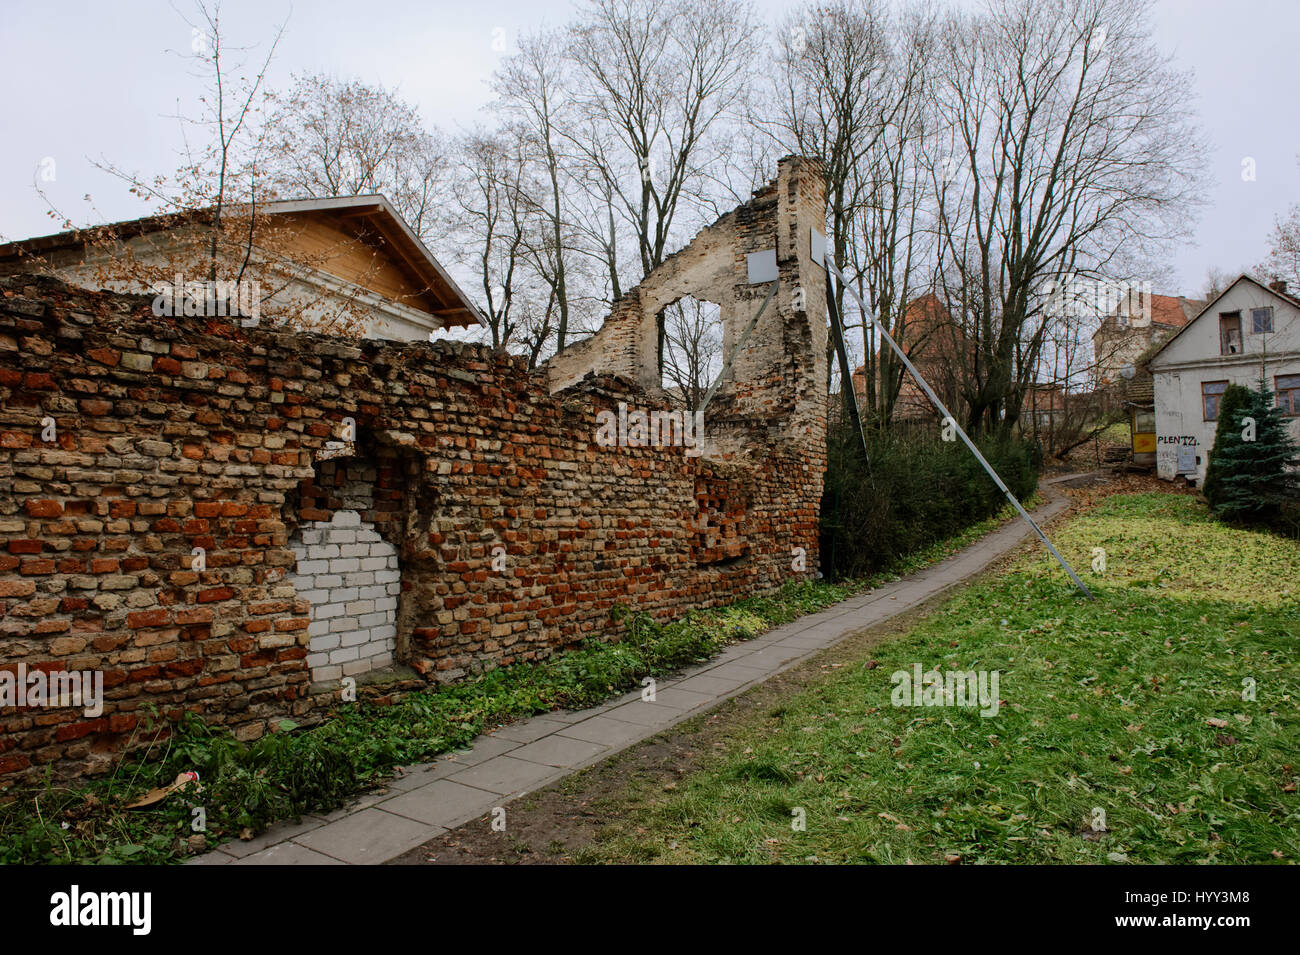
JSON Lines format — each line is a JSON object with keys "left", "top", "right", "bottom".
{"left": 384, "top": 759, "right": 463, "bottom": 791}
{"left": 671, "top": 673, "right": 750, "bottom": 696}
{"left": 771, "top": 632, "right": 838, "bottom": 650}
{"left": 509, "top": 734, "right": 610, "bottom": 768}
{"left": 710, "top": 644, "right": 759, "bottom": 664}
{"left": 731, "top": 646, "right": 801, "bottom": 669}
{"left": 449, "top": 755, "right": 567, "bottom": 795}
{"left": 234, "top": 841, "right": 345, "bottom": 866}
{"left": 489, "top": 717, "right": 573, "bottom": 744}
{"left": 185, "top": 848, "right": 238, "bottom": 865}
{"left": 312, "top": 789, "right": 389, "bottom": 822}
{"left": 442, "top": 734, "right": 521, "bottom": 767}
{"left": 381, "top": 778, "right": 499, "bottom": 828}
{"left": 556, "top": 715, "right": 653, "bottom": 747}
{"left": 702, "top": 661, "right": 771, "bottom": 683}
{"left": 649, "top": 686, "right": 715, "bottom": 710}
{"left": 293, "top": 808, "right": 435, "bottom": 864}
{"left": 603, "top": 700, "right": 697, "bottom": 727}
{"left": 218, "top": 814, "right": 328, "bottom": 858}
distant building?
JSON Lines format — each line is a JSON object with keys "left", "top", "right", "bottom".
{"left": 1092, "top": 290, "right": 1202, "bottom": 385}
{"left": 1020, "top": 382, "right": 1067, "bottom": 432}
{"left": 844, "top": 292, "right": 969, "bottom": 425}
{"left": 1091, "top": 290, "right": 1203, "bottom": 467}
{"left": 1147, "top": 275, "right": 1300, "bottom": 485}
{"left": 0, "top": 195, "right": 484, "bottom": 341}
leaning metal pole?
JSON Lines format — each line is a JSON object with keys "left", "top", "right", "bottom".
{"left": 821, "top": 255, "right": 1093, "bottom": 599}
{"left": 825, "top": 271, "right": 870, "bottom": 462}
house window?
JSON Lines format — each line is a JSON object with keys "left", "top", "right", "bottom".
{"left": 1133, "top": 410, "right": 1155, "bottom": 433}
{"left": 1251, "top": 307, "right": 1274, "bottom": 333}
{"left": 1219, "top": 313, "right": 1242, "bottom": 355}
{"left": 1202, "top": 380, "right": 1228, "bottom": 421}
{"left": 1278, "top": 374, "right": 1300, "bottom": 416}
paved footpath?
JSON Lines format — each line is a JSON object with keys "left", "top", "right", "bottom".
{"left": 192, "top": 477, "right": 1084, "bottom": 865}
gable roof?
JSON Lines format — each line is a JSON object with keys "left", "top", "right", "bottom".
{"left": 0, "top": 195, "right": 486, "bottom": 329}
{"left": 1146, "top": 273, "right": 1300, "bottom": 365}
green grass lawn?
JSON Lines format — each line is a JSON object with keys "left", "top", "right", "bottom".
{"left": 574, "top": 493, "right": 1300, "bottom": 864}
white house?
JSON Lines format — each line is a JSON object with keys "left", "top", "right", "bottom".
{"left": 1147, "top": 274, "right": 1300, "bottom": 485}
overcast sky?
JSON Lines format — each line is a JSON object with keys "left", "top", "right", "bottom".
{"left": 2, "top": 0, "right": 1296, "bottom": 296}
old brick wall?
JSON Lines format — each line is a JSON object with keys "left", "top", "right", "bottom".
{"left": 0, "top": 156, "right": 828, "bottom": 781}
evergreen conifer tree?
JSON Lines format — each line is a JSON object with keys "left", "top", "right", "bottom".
{"left": 1203, "top": 379, "right": 1299, "bottom": 524}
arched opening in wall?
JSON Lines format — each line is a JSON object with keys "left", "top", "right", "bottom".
{"left": 660, "top": 295, "right": 724, "bottom": 412}
{"left": 286, "top": 443, "right": 403, "bottom": 685}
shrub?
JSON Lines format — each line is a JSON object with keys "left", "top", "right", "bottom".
{"left": 819, "top": 422, "right": 1040, "bottom": 580}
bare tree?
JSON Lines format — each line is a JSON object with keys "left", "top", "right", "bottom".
{"left": 566, "top": 0, "right": 758, "bottom": 366}
{"left": 80, "top": 0, "right": 286, "bottom": 284}
{"left": 766, "top": 0, "right": 946, "bottom": 431}
{"left": 180, "top": 1, "right": 285, "bottom": 282}
{"left": 493, "top": 30, "right": 579, "bottom": 351}
{"left": 1030, "top": 292, "right": 1126, "bottom": 460}
{"left": 262, "top": 73, "right": 452, "bottom": 245}
{"left": 1257, "top": 199, "right": 1300, "bottom": 290}
{"left": 931, "top": 0, "right": 1205, "bottom": 436}
{"left": 563, "top": 125, "right": 628, "bottom": 306}
{"left": 1201, "top": 265, "right": 1238, "bottom": 301}
{"left": 769, "top": 0, "right": 891, "bottom": 304}
{"left": 29, "top": 2, "right": 385, "bottom": 337}
{"left": 450, "top": 129, "right": 544, "bottom": 354}
{"left": 849, "top": 4, "right": 938, "bottom": 426}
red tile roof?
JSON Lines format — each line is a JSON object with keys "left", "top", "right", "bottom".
{"left": 1146, "top": 293, "right": 1201, "bottom": 328}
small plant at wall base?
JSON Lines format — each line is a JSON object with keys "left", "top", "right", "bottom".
{"left": 1202, "top": 380, "right": 1300, "bottom": 532}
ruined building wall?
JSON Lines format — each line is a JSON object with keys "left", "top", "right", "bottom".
{"left": 0, "top": 157, "right": 827, "bottom": 780}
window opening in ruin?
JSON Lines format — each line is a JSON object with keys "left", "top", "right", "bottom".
{"left": 660, "top": 296, "right": 723, "bottom": 413}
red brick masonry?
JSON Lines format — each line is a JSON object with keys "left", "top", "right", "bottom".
{"left": 0, "top": 158, "right": 828, "bottom": 780}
